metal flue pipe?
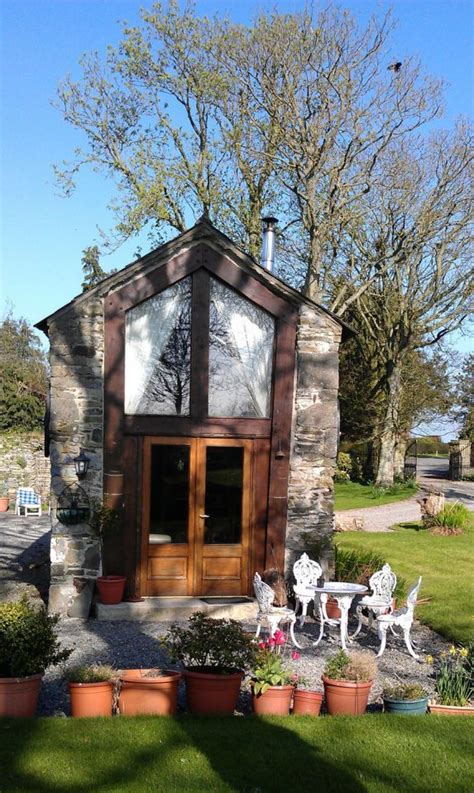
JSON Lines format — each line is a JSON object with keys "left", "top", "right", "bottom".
{"left": 260, "top": 216, "right": 278, "bottom": 271}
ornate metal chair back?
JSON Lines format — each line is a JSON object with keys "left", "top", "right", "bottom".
{"left": 293, "top": 553, "right": 322, "bottom": 588}
{"left": 369, "top": 563, "right": 397, "bottom": 601}
{"left": 253, "top": 572, "right": 276, "bottom": 614}
{"left": 406, "top": 576, "right": 422, "bottom": 615}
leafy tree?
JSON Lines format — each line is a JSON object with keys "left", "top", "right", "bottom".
{"left": 451, "top": 354, "right": 474, "bottom": 441}
{"left": 0, "top": 313, "right": 47, "bottom": 431}
{"left": 81, "top": 245, "right": 108, "bottom": 291}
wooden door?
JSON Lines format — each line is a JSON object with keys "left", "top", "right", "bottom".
{"left": 141, "top": 437, "right": 252, "bottom": 596}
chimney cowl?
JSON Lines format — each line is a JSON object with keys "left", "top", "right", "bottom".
{"left": 260, "top": 216, "right": 278, "bottom": 271}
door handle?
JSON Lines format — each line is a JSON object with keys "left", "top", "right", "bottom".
{"left": 199, "top": 514, "right": 210, "bottom": 519}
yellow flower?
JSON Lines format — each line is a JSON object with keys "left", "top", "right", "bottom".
{"left": 459, "top": 647, "right": 468, "bottom": 658}
{"left": 449, "top": 645, "right": 457, "bottom": 656}
{"left": 426, "top": 655, "right": 433, "bottom": 665}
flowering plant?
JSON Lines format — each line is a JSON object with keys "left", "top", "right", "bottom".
{"left": 427, "top": 645, "right": 473, "bottom": 706}
{"left": 251, "top": 630, "right": 301, "bottom": 695}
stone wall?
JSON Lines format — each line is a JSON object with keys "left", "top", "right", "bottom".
{"left": 0, "top": 431, "right": 50, "bottom": 505}
{"left": 46, "top": 296, "right": 104, "bottom": 615}
{"left": 285, "top": 304, "right": 342, "bottom": 577}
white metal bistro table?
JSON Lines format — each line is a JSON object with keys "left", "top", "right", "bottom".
{"left": 312, "top": 582, "right": 368, "bottom": 651}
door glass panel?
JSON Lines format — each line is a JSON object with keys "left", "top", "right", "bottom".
{"left": 150, "top": 445, "right": 189, "bottom": 543}
{"left": 125, "top": 277, "right": 192, "bottom": 415}
{"left": 204, "top": 447, "right": 243, "bottom": 544}
{"left": 208, "top": 277, "right": 274, "bottom": 417}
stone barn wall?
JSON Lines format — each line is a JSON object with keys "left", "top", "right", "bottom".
{"left": 0, "top": 431, "right": 51, "bottom": 505}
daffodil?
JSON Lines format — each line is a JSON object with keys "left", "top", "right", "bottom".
{"left": 449, "top": 645, "right": 456, "bottom": 656}
{"left": 459, "top": 647, "right": 468, "bottom": 658}
{"left": 426, "top": 654, "right": 433, "bottom": 665}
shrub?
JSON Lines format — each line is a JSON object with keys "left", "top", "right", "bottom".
{"left": 65, "top": 664, "right": 115, "bottom": 684}
{"left": 161, "top": 612, "right": 256, "bottom": 674}
{"left": 335, "top": 547, "right": 406, "bottom": 602}
{"left": 334, "top": 452, "right": 352, "bottom": 482}
{"left": 324, "top": 650, "right": 376, "bottom": 682}
{"left": 0, "top": 598, "right": 71, "bottom": 677}
{"left": 427, "top": 503, "right": 470, "bottom": 535}
{"left": 383, "top": 683, "right": 427, "bottom": 700}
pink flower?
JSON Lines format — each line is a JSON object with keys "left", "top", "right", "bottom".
{"left": 273, "top": 630, "right": 286, "bottom": 646}
{"left": 291, "top": 651, "right": 300, "bottom": 660}
{"left": 267, "top": 638, "right": 276, "bottom": 648}
{"left": 258, "top": 641, "right": 266, "bottom": 650}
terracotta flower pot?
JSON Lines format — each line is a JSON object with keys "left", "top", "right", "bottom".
{"left": 322, "top": 676, "right": 373, "bottom": 715}
{"left": 0, "top": 497, "right": 9, "bottom": 513}
{"left": 184, "top": 669, "right": 243, "bottom": 715}
{"left": 428, "top": 701, "right": 474, "bottom": 716}
{"left": 0, "top": 674, "right": 43, "bottom": 717}
{"left": 119, "top": 670, "right": 181, "bottom": 716}
{"left": 96, "top": 575, "right": 126, "bottom": 605}
{"left": 292, "top": 689, "right": 323, "bottom": 716}
{"left": 68, "top": 681, "right": 114, "bottom": 717}
{"left": 325, "top": 598, "right": 341, "bottom": 620}
{"left": 252, "top": 685, "right": 294, "bottom": 715}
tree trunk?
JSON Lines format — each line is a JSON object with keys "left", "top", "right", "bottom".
{"left": 375, "top": 363, "right": 402, "bottom": 487}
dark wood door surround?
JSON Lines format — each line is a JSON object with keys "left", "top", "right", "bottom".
{"left": 103, "top": 242, "right": 297, "bottom": 598}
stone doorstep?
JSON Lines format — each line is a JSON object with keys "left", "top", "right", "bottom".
{"left": 95, "top": 596, "right": 257, "bottom": 622}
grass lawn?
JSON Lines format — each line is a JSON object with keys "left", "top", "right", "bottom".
{"left": 1, "top": 715, "right": 473, "bottom": 793}
{"left": 334, "top": 480, "right": 417, "bottom": 510}
{"left": 336, "top": 513, "right": 474, "bottom": 644}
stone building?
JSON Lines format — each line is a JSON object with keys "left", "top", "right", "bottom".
{"left": 36, "top": 219, "right": 348, "bottom": 615}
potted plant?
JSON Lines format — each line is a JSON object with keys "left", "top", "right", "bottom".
{"left": 90, "top": 502, "right": 126, "bottom": 604}
{"left": 0, "top": 483, "right": 9, "bottom": 512}
{"left": 161, "top": 612, "right": 255, "bottom": 715}
{"left": 0, "top": 597, "right": 71, "bottom": 717}
{"left": 322, "top": 649, "right": 376, "bottom": 715}
{"left": 428, "top": 645, "right": 474, "bottom": 715}
{"left": 66, "top": 664, "right": 115, "bottom": 717}
{"left": 383, "top": 683, "right": 428, "bottom": 715}
{"left": 251, "top": 631, "right": 300, "bottom": 716}
{"left": 118, "top": 668, "right": 182, "bottom": 716}
{"left": 292, "top": 685, "right": 324, "bottom": 716}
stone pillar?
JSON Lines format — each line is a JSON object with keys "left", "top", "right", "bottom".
{"left": 46, "top": 297, "right": 104, "bottom": 615}
{"left": 286, "top": 305, "right": 342, "bottom": 579}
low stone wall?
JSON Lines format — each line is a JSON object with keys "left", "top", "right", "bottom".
{"left": 0, "top": 431, "right": 50, "bottom": 505}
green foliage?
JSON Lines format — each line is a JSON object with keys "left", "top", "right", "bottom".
{"left": 334, "top": 452, "right": 352, "bottom": 483}
{"left": 335, "top": 547, "right": 406, "bottom": 602}
{"left": 251, "top": 648, "right": 295, "bottom": 695}
{"left": 89, "top": 501, "right": 121, "bottom": 543}
{"left": 0, "top": 313, "right": 47, "bottom": 431}
{"left": 65, "top": 664, "right": 115, "bottom": 683}
{"left": 369, "top": 479, "right": 417, "bottom": 500}
{"left": 324, "top": 650, "right": 376, "bottom": 682}
{"left": 383, "top": 683, "right": 427, "bottom": 701}
{"left": 161, "top": 612, "right": 256, "bottom": 674}
{"left": 427, "top": 503, "right": 470, "bottom": 533}
{"left": 451, "top": 353, "right": 474, "bottom": 441}
{"left": 81, "top": 245, "right": 111, "bottom": 292}
{"left": 0, "top": 598, "right": 71, "bottom": 677}
{"left": 432, "top": 646, "right": 473, "bottom": 707}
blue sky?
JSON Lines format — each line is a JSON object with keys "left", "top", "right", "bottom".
{"left": 1, "top": 0, "right": 472, "bottom": 436}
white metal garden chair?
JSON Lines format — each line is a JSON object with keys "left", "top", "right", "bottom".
{"left": 376, "top": 576, "right": 422, "bottom": 659}
{"left": 293, "top": 553, "right": 322, "bottom": 626}
{"left": 253, "top": 572, "right": 300, "bottom": 648}
{"left": 352, "top": 563, "right": 397, "bottom": 638}
{"left": 15, "top": 487, "right": 42, "bottom": 517}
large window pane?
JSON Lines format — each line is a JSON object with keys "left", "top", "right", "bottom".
{"left": 125, "top": 278, "right": 191, "bottom": 415}
{"left": 208, "top": 278, "right": 274, "bottom": 417}
{"left": 150, "top": 445, "right": 189, "bottom": 543}
{"left": 204, "top": 447, "right": 243, "bottom": 544}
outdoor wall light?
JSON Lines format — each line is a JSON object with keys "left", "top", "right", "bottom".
{"left": 73, "top": 449, "right": 91, "bottom": 480}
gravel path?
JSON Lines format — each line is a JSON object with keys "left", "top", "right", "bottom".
{"left": 39, "top": 614, "right": 449, "bottom": 716}
{"left": 336, "top": 497, "right": 421, "bottom": 533}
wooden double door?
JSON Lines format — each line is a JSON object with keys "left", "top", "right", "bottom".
{"left": 141, "top": 436, "right": 255, "bottom": 596}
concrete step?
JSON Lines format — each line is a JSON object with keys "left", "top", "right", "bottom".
{"left": 96, "top": 596, "right": 257, "bottom": 622}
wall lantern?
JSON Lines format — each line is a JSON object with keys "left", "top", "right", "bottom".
{"left": 73, "top": 449, "right": 91, "bottom": 480}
